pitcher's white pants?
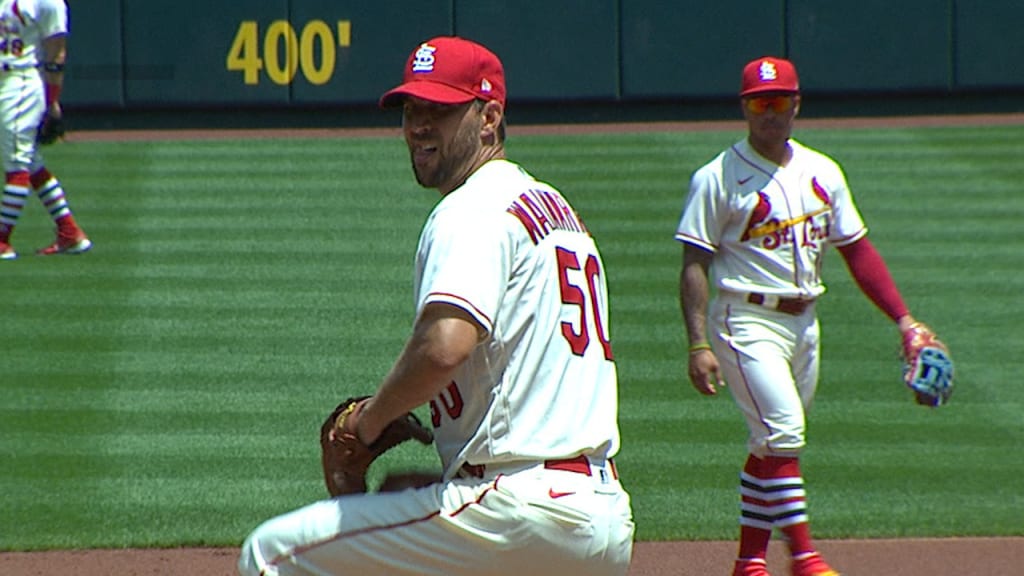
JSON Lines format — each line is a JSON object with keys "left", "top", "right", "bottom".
{"left": 239, "top": 461, "right": 634, "bottom": 576}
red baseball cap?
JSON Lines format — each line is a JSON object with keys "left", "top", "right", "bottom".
{"left": 379, "top": 36, "right": 506, "bottom": 108}
{"left": 740, "top": 57, "right": 800, "bottom": 96}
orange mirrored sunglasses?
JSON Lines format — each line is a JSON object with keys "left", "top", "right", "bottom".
{"left": 744, "top": 95, "right": 796, "bottom": 114}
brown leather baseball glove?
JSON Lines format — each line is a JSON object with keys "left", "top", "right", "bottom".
{"left": 319, "top": 396, "right": 434, "bottom": 496}
{"left": 901, "top": 322, "right": 954, "bottom": 407}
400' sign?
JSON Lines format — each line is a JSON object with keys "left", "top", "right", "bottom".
{"left": 226, "top": 20, "right": 352, "bottom": 86}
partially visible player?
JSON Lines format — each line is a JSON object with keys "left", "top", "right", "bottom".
{"left": 238, "top": 36, "right": 634, "bottom": 576}
{"left": 0, "top": 0, "right": 90, "bottom": 260}
{"left": 675, "top": 56, "right": 927, "bottom": 576}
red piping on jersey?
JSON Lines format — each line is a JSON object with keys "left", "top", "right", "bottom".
{"left": 777, "top": 177, "right": 805, "bottom": 289}
{"left": 676, "top": 232, "right": 716, "bottom": 252}
{"left": 448, "top": 476, "right": 502, "bottom": 517}
{"left": 831, "top": 230, "right": 865, "bottom": 247}
{"left": 731, "top": 144, "right": 781, "bottom": 185}
{"left": 264, "top": 509, "right": 443, "bottom": 571}
{"left": 732, "top": 144, "right": 804, "bottom": 289}
{"left": 426, "top": 291, "right": 493, "bottom": 328}
{"left": 263, "top": 479, "right": 501, "bottom": 573}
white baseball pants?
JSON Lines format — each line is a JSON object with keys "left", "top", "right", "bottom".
{"left": 239, "top": 459, "right": 634, "bottom": 575}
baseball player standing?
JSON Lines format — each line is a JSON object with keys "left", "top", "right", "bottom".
{"left": 238, "top": 36, "right": 634, "bottom": 576}
{"left": 0, "top": 0, "right": 90, "bottom": 260}
{"left": 676, "top": 57, "right": 929, "bottom": 576}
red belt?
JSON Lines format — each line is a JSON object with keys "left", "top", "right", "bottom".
{"left": 747, "top": 292, "right": 814, "bottom": 316}
{"left": 544, "top": 454, "right": 618, "bottom": 479}
{"left": 461, "top": 454, "right": 618, "bottom": 479}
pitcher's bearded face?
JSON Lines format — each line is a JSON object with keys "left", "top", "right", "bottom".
{"left": 403, "top": 99, "right": 482, "bottom": 193}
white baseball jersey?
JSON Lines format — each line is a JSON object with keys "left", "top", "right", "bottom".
{"left": 0, "top": 0, "right": 65, "bottom": 172}
{"left": 675, "top": 138, "right": 867, "bottom": 297}
{"left": 0, "top": 0, "right": 66, "bottom": 70}
{"left": 415, "top": 159, "right": 620, "bottom": 480}
{"left": 239, "top": 158, "right": 634, "bottom": 576}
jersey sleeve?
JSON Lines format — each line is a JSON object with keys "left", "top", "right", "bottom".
{"left": 36, "top": 0, "right": 69, "bottom": 39}
{"left": 822, "top": 162, "right": 868, "bottom": 247}
{"left": 416, "top": 206, "right": 513, "bottom": 335}
{"left": 674, "top": 161, "right": 723, "bottom": 252}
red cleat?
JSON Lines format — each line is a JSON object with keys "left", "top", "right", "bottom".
{"left": 791, "top": 552, "right": 840, "bottom": 576}
{"left": 0, "top": 240, "right": 17, "bottom": 260}
{"left": 733, "top": 558, "right": 771, "bottom": 576}
{"left": 37, "top": 230, "right": 92, "bottom": 256}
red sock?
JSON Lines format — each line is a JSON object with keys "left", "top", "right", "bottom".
{"left": 761, "top": 455, "right": 816, "bottom": 556}
{"left": 737, "top": 454, "right": 772, "bottom": 560}
{"left": 56, "top": 214, "right": 80, "bottom": 234}
{"left": 30, "top": 167, "right": 54, "bottom": 189}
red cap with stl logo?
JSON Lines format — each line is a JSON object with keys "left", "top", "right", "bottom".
{"left": 380, "top": 36, "right": 506, "bottom": 108}
{"left": 740, "top": 57, "right": 800, "bottom": 96}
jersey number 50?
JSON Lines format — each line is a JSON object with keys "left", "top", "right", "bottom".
{"left": 557, "top": 247, "right": 613, "bottom": 361}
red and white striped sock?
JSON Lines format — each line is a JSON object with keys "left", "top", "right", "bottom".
{"left": 761, "top": 455, "right": 815, "bottom": 557}
{"left": 737, "top": 454, "right": 773, "bottom": 560}
{"left": 739, "top": 454, "right": 818, "bottom": 560}
{"left": 1, "top": 171, "right": 31, "bottom": 242}
{"left": 31, "top": 167, "right": 76, "bottom": 228}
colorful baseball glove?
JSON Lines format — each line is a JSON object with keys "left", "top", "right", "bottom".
{"left": 319, "top": 396, "right": 434, "bottom": 496}
{"left": 36, "top": 112, "right": 66, "bottom": 145}
{"left": 901, "top": 323, "right": 954, "bottom": 407}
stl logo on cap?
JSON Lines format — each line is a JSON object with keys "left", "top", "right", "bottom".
{"left": 740, "top": 56, "right": 798, "bottom": 96}
{"left": 758, "top": 60, "right": 779, "bottom": 82}
{"left": 412, "top": 43, "right": 437, "bottom": 73}
{"left": 378, "top": 36, "right": 507, "bottom": 108}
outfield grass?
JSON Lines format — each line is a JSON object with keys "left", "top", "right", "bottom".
{"left": 1, "top": 124, "right": 1021, "bottom": 550}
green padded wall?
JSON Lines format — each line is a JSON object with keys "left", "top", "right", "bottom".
{"left": 59, "top": 1, "right": 1024, "bottom": 109}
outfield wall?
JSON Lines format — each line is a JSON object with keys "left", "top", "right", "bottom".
{"left": 66, "top": 1, "right": 1023, "bottom": 114}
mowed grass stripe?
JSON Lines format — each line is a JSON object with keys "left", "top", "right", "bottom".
{"left": 1, "top": 124, "right": 1022, "bottom": 549}
{"left": 3, "top": 138, "right": 414, "bottom": 548}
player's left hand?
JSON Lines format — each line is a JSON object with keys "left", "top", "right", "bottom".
{"left": 319, "top": 396, "right": 434, "bottom": 496}
{"left": 36, "top": 111, "right": 66, "bottom": 145}
{"left": 901, "top": 322, "right": 954, "bottom": 407}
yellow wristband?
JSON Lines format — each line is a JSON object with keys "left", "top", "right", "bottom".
{"left": 688, "top": 343, "right": 712, "bottom": 354}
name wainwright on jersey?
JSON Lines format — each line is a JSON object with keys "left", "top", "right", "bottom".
{"left": 506, "top": 188, "right": 589, "bottom": 244}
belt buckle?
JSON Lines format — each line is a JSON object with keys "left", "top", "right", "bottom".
{"left": 749, "top": 292, "right": 812, "bottom": 315}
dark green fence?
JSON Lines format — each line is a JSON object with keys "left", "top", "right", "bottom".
{"left": 64, "top": 1, "right": 1024, "bottom": 109}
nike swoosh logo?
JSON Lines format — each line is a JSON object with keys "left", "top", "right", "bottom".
{"left": 738, "top": 175, "right": 754, "bottom": 185}
{"left": 548, "top": 488, "right": 576, "bottom": 499}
